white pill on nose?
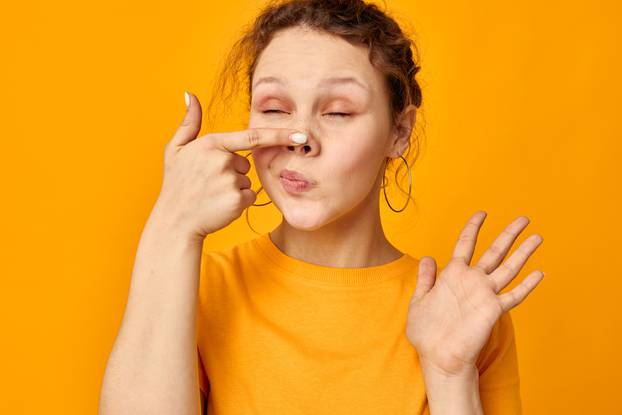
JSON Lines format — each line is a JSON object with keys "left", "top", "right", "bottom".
{"left": 290, "top": 132, "right": 308, "bottom": 144}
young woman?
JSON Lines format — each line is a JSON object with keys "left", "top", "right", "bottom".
{"left": 99, "top": 1, "right": 544, "bottom": 414}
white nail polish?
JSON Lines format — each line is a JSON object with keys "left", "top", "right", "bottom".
{"left": 184, "top": 91, "right": 190, "bottom": 107}
{"left": 290, "top": 132, "right": 307, "bottom": 144}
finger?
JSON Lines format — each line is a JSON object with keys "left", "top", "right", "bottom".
{"left": 451, "top": 211, "right": 487, "bottom": 265}
{"left": 232, "top": 153, "right": 251, "bottom": 175}
{"left": 498, "top": 270, "right": 544, "bottom": 312}
{"left": 475, "top": 216, "right": 530, "bottom": 274}
{"left": 170, "top": 91, "right": 203, "bottom": 147}
{"left": 205, "top": 128, "right": 308, "bottom": 153}
{"left": 411, "top": 256, "right": 437, "bottom": 302}
{"left": 240, "top": 187, "right": 257, "bottom": 207}
{"left": 489, "top": 234, "right": 544, "bottom": 293}
{"left": 235, "top": 173, "right": 252, "bottom": 190}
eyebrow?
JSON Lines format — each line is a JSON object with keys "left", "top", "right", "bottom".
{"left": 252, "top": 75, "right": 369, "bottom": 92}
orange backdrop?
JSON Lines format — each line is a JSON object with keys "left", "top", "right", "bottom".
{"left": 1, "top": 0, "right": 620, "bottom": 413}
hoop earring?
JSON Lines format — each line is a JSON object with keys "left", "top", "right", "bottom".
{"left": 382, "top": 155, "right": 412, "bottom": 213}
{"left": 244, "top": 152, "right": 273, "bottom": 235}
{"left": 251, "top": 185, "right": 272, "bottom": 207}
{"left": 242, "top": 153, "right": 411, "bottom": 234}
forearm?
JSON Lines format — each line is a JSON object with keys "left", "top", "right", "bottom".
{"left": 99, "top": 207, "right": 204, "bottom": 415}
{"left": 421, "top": 364, "right": 484, "bottom": 415}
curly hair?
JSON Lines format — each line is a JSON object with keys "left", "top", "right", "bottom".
{"left": 205, "top": 0, "right": 426, "bottom": 209}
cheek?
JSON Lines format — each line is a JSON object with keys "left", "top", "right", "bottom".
{"left": 328, "top": 137, "right": 382, "bottom": 182}
{"left": 250, "top": 147, "right": 279, "bottom": 176}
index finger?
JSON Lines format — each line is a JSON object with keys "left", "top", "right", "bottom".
{"left": 204, "top": 128, "right": 308, "bottom": 153}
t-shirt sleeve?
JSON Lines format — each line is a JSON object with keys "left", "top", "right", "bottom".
{"left": 475, "top": 310, "right": 522, "bottom": 414}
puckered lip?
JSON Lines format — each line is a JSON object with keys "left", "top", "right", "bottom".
{"left": 279, "top": 168, "right": 314, "bottom": 184}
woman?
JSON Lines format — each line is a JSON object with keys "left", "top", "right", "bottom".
{"left": 99, "top": 1, "right": 544, "bottom": 414}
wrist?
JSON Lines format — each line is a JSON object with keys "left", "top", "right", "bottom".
{"left": 421, "top": 360, "right": 478, "bottom": 382}
{"left": 417, "top": 349, "right": 478, "bottom": 379}
{"left": 147, "top": 203, "right": 205, "bottom": 246}
{"left": 130, "top": 208, "right": 205, "bottom": 290}
{"left": 421, "top": 363, "right": 483, "bottom": 415}
{"left": 420, "top": 356, "right": 477, "bottom": 380}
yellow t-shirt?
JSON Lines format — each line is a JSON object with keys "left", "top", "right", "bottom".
{"left": 196, "top": 232, "right": 522, "bottom": 414}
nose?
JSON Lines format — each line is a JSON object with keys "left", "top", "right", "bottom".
{"left": 286, "top": 130, "right": 319, "bottom": 157}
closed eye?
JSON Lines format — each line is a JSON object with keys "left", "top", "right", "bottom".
{"left": 325, "top": 112, "right": 351, "bottom": 117}
{"left": 262, "top": 110, "right": 351, "bottom": 118}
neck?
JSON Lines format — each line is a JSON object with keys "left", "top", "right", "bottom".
{"left": 269, "top": 179, "right": 403, "bottom": 268}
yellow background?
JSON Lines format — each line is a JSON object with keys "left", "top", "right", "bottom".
{"left": 1, "top": 0, "right": 620, "bottom": 413}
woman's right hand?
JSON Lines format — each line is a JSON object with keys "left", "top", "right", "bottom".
{"left": 152, "top": 91, "right": 307, "bottom": 241}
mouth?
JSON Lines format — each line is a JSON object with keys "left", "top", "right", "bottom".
{"left": 279, "top": 168, "right": 314, "bottom": 193}
{"left": 279, "top": 168, "right": 313, "bottom": 183}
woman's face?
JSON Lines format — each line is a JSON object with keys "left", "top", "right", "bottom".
{"left": 249, "top": 26, "right": 410, "bottom": 231}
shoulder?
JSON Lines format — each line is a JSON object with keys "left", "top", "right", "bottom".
{"left": 200, "top": 236, "right": 258, "bottom": 269}
{"left": 198, "top": 235, "right": 265, "bottom": 286}
{"left": 197, "top": 237, "right": 262, "bottom": 315}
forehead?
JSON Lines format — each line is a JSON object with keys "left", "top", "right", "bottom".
{"left": 252, "top": 26, "right": 384, "bottom": 95}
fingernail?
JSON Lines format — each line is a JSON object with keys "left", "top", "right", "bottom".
{"left": 290, "top": 132, "right": 307, "bottom": 144}
{"left": 184, "top": 91, "right": 190, "bottom": 108}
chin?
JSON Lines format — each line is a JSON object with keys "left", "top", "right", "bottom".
{"left": 282, "top": 208, "right": 326, "bottom": 231}
{"left": 276, "top": 200, "right": 332, "bottom": 231}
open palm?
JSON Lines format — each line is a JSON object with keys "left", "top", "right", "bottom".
{"left": 406, "top": 211, "right": 544, "bottom": 377}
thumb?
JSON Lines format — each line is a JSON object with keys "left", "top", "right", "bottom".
{"left": 170, "top": 90, "right": 202, "bottom": 147}
{"left": 411, "top": 256, "right": 437, "bottom": 302}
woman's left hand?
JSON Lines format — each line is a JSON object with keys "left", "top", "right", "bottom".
{"left": 406, "top": 211, "right": 544, "bottom": 378}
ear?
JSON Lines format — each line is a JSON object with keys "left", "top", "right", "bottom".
{"left": 388, "top": 104, "right": 417, "bottom": 157}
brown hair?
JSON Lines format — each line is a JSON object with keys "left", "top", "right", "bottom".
{"left": 205, "top": 0, "right": 426, "bottom": 208}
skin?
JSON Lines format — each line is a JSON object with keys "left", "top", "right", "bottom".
{"left": 248, "top": 26, "right": 416, "bottom": 267}
{"left": 98, "top": 26, "right": 544, "bottom": 415}
{"left": 247, "top": 26, "right": 545, "bottom": 413}
{"left": 98, "top": 95, "right": 308, "bottom": 415}
{"left": 409, "top": 211, "right": 544, "bottom": 414}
